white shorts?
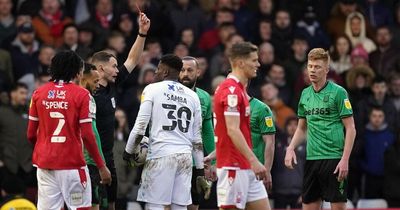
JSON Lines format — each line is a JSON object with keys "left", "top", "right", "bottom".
{"left": 137, "top": 153, "right": 192, "bottom": 206}
{"left": 217, "top": 168, "right": 268, "bottom": 209}
{"left": 37, "top": 166, "right": 91, "bottom": 210}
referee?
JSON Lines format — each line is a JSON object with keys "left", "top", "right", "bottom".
{"left": 91, "top": 13, "right": 150, "bottom": 210}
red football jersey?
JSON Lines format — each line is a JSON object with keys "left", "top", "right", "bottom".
{"left": 28, "top": 81, "right": 94, "bottom": 169}
{"left": 213, "top": 75, "right": 252, "bottom": 169}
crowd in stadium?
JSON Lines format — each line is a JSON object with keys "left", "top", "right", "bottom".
{"left": 0, "top": 0, "right": 400, "bottom": 209}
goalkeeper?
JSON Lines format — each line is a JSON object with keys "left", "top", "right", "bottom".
{"left": 179, "top": 56, "right": 215, "bottom": 210}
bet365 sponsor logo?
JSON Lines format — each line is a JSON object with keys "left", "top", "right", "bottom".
{"left": 305, "top": 108, "right": 330, "bottom": 115}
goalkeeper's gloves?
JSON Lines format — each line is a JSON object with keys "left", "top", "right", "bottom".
{"left": 194, "top": 169, "right": 212, "bottom": 200}
{"left": 122, "top": 150, "right": 136, "bottom": 167}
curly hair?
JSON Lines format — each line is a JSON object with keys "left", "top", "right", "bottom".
{"left": 49, "top": 51, "right": 83, "bottom": 82}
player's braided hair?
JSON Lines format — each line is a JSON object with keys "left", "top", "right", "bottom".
{"left": 49, "top": 50, "right": 83, "bottom": 82}
{"left": 160, "top": 54, "right": 183, "bottom": 72}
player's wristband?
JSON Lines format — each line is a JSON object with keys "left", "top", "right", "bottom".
{"left": 138, "top": 33, "right": 147, "bottom": 37}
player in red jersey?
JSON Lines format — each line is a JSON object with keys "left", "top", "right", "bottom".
{"left": 27, "top": 51, "right": 112, "bottom": 210}
{"left": 213, "top": 42, "right": 271, "bottom": 210}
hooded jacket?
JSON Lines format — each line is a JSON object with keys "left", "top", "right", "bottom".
{"left": 345, "top": 12, "right": 376, "bottom": 53}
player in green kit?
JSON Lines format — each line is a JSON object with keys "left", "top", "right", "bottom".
{"left": 179, "top": 56, "right": 214, "bottom": 210}
{"left": 248, "top": 94, "right": 276, "bottom": 191}
{"left": 79, "top": 63, "right": 106, "bottom": 210}
{"left": 285, "top": 48, "right": 356, "bottom": 210}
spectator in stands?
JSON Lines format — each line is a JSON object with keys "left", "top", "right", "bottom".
{"left": 261, "top": 82, "right": 295, "bottom": 131}
{"left": 209, "top": 33, "right": 243, "bottom": 78}
{"left": 37, "top": 45, "right": 55, "bottom": 75}
{"left": 330, "top": 34, "right": 353, "bottom": 75}
{"left": 389, "top": 73, "right": 400, "bottom": 112}
{"left": 356, "top": 76, "right": 398, "bottom": 134}
{"left": 252, "top": 0, "right": 274, "bottom": 26}
{"left": 384, "top": 135, "right": 400, "bottom": 207}
{"left": 0, "top": 49, "right": 13, "bottom": 86}
{"left": 125, "top": 0, "right": 174, "bottom": 52}
{"left": 252, "top": 18, "right": 272, "bottom": 46}
{"left": 350, "top": 45, "right": 370, "bottom": 68}
{"left": 294, "top": 5, "right": 330, "bottom": 49}
{"left": 173, "top": 43, "right": 189, "bottom": 58}
{"left": 198, "top": 7, "right": 234, "bottom": 53}
{"left": 113, "top": 108, "right": 137, "bottom": 210}
{"left": 0, "top": 0, "right": 15, "bottom": 46}
{"left": 9, "top": 22, "right": 39, "bottom": 94}
{"left": 284, "top": 34, "right": 309, "bottom": 89}
{"left": 327, "top": 0, "right": 363, "bottom": 39}
{"left": 78, "top": 23, "right": 95, "bottom": 49}
{"left": 0, "top": 83, "right": 36, "bottom": 202}
{"left": 391, "top": 2, "right": 400, "bottom": 49}
{"left": 32, "top": 0, "right": 72, "bottom": 48}
{"left": 362, "top": 0, "right": 392, "bottom": 27}
{"left": 195, "top": 54, "right": 212, "bottom": 93}
{"left": 248, "top": 41, "right": 274, "bottom": 98}
{"left": 106, "top": 32, "right": 127, "bottom": 64}
{"left": 345, "top": 12, "right": 376, "bottom": 53}
{"left": 59, "top": 24, "right": 92, "bottom": 60}
{"left": 266, "top": 63, "right": 292, "bottom": 106}
{"left": 271, "top": 9, "right": 293, "bottom": 62}
{"left": 369, "top": 26, "right": 400, "bottom": 78}
{"left": 34, "top": 71, "right": 51, "bottom": 89}
{"left": 230, "top": 0, "right": 253, "bottom": 40}
{"left": 361, "top": 106, "right": 395, "bottom": 198}
{"left": 272, "top": 116, "right": 305, "bottom": 209}
{"left": 138, "top": 63, "right": 155, "bottom": 87}
{"left": 179, "top": 28, "right": 200, "bottom": 55}
{"left": 145, "top": 38, "right": 162, "bottom": 66}
{"left": 83, "top": 0, "right": 114, "bottom": 51}
{"left": 116, "top": 13, "right": 135, "bottom": 55}
{"left": 168, "top": 0, "right": 205, "bottom": 42}
{"left": 345, "top": 65, "right": 375, "bottom": 112}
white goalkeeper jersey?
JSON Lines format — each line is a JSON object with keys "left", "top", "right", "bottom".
{"left": 126, "top": 80, "right": 202, "bottom": 159}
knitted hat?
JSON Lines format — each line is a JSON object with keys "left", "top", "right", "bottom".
{"left": 351, "top": 45, "right": 369, "bottom": 61}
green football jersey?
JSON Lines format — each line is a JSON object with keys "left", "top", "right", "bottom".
{"left": 298, "top": 81, "right": 353, "bottom": 160}
{"left": 249, "top": 97, "right": 276, "bottom": 164}
{"left": 195, "top": 88, "right": 215, "bottom": 155}
{"left": 84, "top": 95, "right": 105, "bottom": 165}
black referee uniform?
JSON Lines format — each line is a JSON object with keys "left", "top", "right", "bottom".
{"left": 93, "top": 65, "right": 135, "bottom": 203}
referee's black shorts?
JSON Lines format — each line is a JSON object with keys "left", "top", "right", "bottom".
{"left": 191, "top": 167, "right": 202, "bottom": 205}
{"left": 302, "top": 159, "right": 348, "bottom": 204}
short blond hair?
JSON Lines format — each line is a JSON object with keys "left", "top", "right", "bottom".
{"left": 308, "top": 48, "right": 330, "bottom": 63}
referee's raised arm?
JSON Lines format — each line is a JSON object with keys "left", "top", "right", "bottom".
{"left": 124, "top": 12, "right": 151, "bottom": 72}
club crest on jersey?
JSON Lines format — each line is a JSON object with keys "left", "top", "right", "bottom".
{"left": 168, "top": 84, "right": 175, "bottom": 91}
{"left": 48, "top": 90, "right": 55, "bottom": 99}
{"left": 265, "top": 116, "right": 273, "bottom": 127}
{"left": 111, "top": 97, "right": 116, "bottom": 108}
{"left": 228, "top": 86, "right": 236, "bottom": 93}
{"left": 344, "top": 99, "right": 352, "bottom": 109}
{"left": 227, "top": 94, "right": 238, "bottom": 107}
